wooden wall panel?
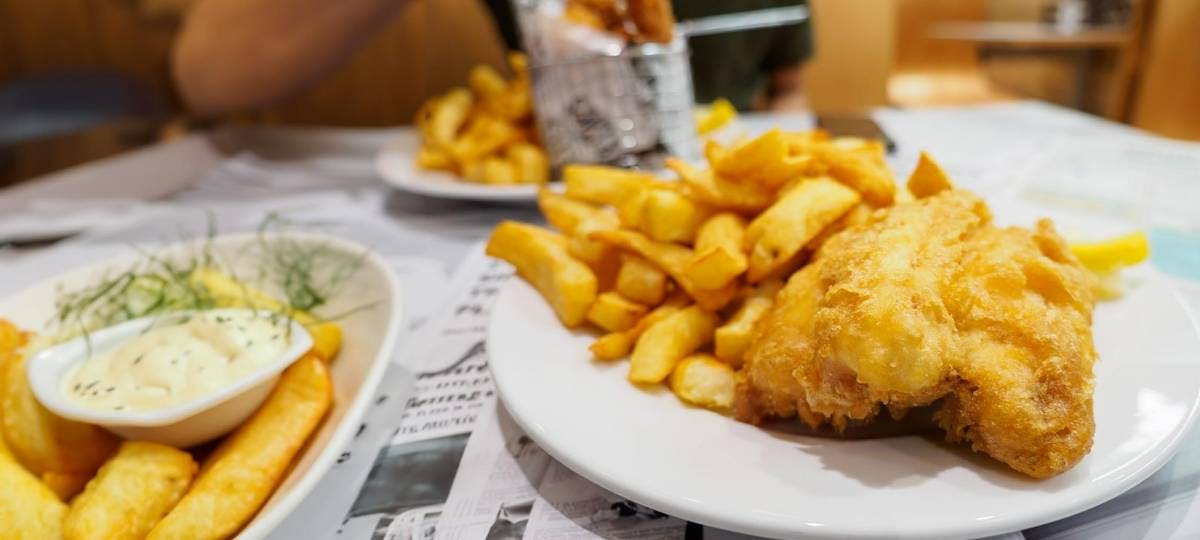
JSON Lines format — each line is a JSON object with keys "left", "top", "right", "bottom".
{"left": 1131, "top": 0, "right": 1200, "bottom": 140}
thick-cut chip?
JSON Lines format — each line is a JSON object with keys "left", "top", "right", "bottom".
{"left": 586, "top": 292, "right": 649, "bottom": 332}
{"left": 695, "top": 98, "right": 737, "bottom": 135}
{"left": 639, "top": 187, "right": 711, "bottom": 244}
{"left": 42, "top": 471, "right": 90, "bottom": 501}
{"left": 670, "top": 354, "right": 737, "bottom": 411}
{"left": 629, "top": 305, "right": 718, "bottom": 383}
{"left": 906, "top": 151, "right": 954, "bottom": 198}
{"left": 418, "top": 88, "right": 472, "bottom": 149}
{"left": 0, "top": 446, "right": 67, "bottom": 540}
{"left": 450, "top": 115, "right": 521, "bottom": 163}
{"left": 539, "top": 189, "right": 622, "bottom": 276}
{"left": 590, "top": 293, "right": 688, "bottom": 360}
{"left": 666, "top": 158, "right": 773, "bottom": 213}
{"left": 539, "top": 189, "right": 621, "bottom": 235}
{"left": 507, "top": 143, "right": 550, "bottom": 184}
{"left": 714, "top": 280, "right": 783, "bottom": 366}
{"left": 478, "top": 156, "right": 518, "bottom": 185}
{"left": 562, "top": 164, "right": 655, "bottom": 207}
{"left": 590, "top": 229, "right": 738, "bottom": 311}
{"left": 615, "top": 255, "right": 668, "bottom": 306}
{"left": 487, "top": 221, "right": 599, "bottom": 327}
{"left": 704, "top": 139, "right": 729, "bottom": 170}
{"left": 2, "top": 354, "right": 118, "bottom": 479}
{"left": 812, "top": 142, "right": 896, "bottom": 206}
{"left": 806, "top": 202, "right": 873, "bottom": 253}
{"left": 685, "top": 213, "right": 748, "bottom": 289}
{"left": 148, "top": 355, "right": 332, "bottom": 540}
{"left": 713, "top": 129, "right": 811, "bottom": 189}
{"left": 744, "top": 178, "right": 861, "bottom": 282}
{"left": 415, "top": 146, "right": 455, "bottom": 171}
{"left": 65, "top": 441, "right": 197, "bottom": 540}
{"left": 308, "top": 322, "right": 343, "bottom": 363}
{"left": 781, "top": 129, "right": 829, "bottom": 155}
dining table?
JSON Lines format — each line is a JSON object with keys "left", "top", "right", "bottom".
{"left": 1, "top": 100, "right": 1198, "bottom": 540}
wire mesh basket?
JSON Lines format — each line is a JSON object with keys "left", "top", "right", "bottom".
{"left": 521, "top": 31, "right": 699, "bottom": 170}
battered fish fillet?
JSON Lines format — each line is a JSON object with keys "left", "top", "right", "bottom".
{"left": 736, "top": 190, "right": 1097, "bottom": 478}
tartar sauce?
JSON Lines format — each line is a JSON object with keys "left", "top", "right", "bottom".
{"left": 64, "top": 309, "right": 291, "bottom": 412}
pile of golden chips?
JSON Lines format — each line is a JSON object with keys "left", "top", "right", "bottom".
{"left": 414, "top": 53, "right": 550, "bottom": 186}
{"left": 488, "top": 129, "right": 956, "bottom": 410}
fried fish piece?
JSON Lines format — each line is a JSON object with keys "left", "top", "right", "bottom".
{"left": 737, "top": 190, "right": 1097, "bottom": 478}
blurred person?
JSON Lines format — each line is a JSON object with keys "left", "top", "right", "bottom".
{"left": 172, "top": 0, "right": 811, "bottom": 117}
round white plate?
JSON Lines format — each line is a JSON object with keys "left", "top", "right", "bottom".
{"left": 376, "top": 131, "right": 553, "bottom": 202}
{"left": 488, "top": 266, "right": 1200, "bottom": 539}
{"left": 0, "top": 233, "right": 403, "bottom": 540}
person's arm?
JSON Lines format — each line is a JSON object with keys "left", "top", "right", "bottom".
{"left": 767, "top": 65, "right": 808, "bottom": 111}
{"left": 172, "top": 0, "right": 407, "bottom": 116}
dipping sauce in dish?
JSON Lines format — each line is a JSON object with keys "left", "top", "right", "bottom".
{"left": 63, "top": 309, "right": 292, "bottom": 412}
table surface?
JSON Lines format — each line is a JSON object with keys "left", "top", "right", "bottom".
{"left": 1, "top": 101, "right": 1198, "bottom": 540}
{"left": 928, "top": 21, "right": 1130, "bottom": 49}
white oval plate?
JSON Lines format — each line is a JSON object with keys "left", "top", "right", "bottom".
{"left": 488, "top": 265, "right": 1200, "bottom": 539}
{"left": 376, "top": 131, "right": 554, "bottom": 202}
{"left": 0, "top": 233, "right": 403, "bottom": 540}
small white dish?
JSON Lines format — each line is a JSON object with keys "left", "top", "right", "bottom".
{"left": 27, "top": 309, "right": 313, "bottom": 448}
{"left": 375, "top": 130, "right": 554, "bottom": 202}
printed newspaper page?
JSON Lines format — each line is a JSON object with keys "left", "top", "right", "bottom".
{"left": 337, "top": 252, "right": 513, "bottom": 540}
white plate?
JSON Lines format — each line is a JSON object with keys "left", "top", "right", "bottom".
{"left": 376, "top": 131, "right": 552, "bottom": 202}
{"left": 0, "top": 233, "right": 403, "bottom": 540}
{"left": 488, "top": 266, "right": 1200, "bottom": 539}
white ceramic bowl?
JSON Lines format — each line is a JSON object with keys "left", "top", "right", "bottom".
{"left": 27, "top": 310, "right": 313, "bottom": 447}
{"left": 0, "top": 232, "right": 403, "bottom": 539}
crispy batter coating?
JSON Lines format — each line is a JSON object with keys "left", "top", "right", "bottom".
{"left": 737, "top": 190, "right": 1097, "bottom": 478}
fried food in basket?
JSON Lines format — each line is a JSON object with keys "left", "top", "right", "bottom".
{"left": 487, "top": 130, "right": 1103, "bottom": 478}
{"left": 414, "top": 53, "right": 548, "bottom": 185}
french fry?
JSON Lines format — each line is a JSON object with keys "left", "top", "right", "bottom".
{"left": 590, "top": 229, "right": 738, "bottom": 311}
{"left": 507, "top": 143, "right": 550, "bottom": 184}
{"left": 0, "top": 446, "right": 67, "bottom": 540}
{"left": 615, "top": 255, "right": 668, "bottom": 306}
{"left": 147, "top": 355, "right": 332, "bottom": 540}
{"left": 450, "top": 115, "right": 521, "bottom": 163}
{"left": 65, "top": 442, "right": 197, "bottom": 540}
{"left": 2, "top": 354, "right": 118, "bottom": 480}
{"left": 415, "top": 146, "right": 456, "bottom": 171}
{"left": 685, "top": 213, "right": 748, "bottom": 289}
{"left": 806, "top": 202, "right": 873, "bottom": 254}
{"left": 562, "top": 164, "right": 655, "bottom": 207}
{"left": 670, "top": 354, "right": 737, "bottom": 411}
{"left": 695, "top": 98, "right": 737, "bottom": 135}
{"left": 906, "top": 151, "right": 954, "bottom": 198}
{"left": 539, "top": 189, "right": 621, "bottom": 235}
{"left": 713, "top": 129, "right": 811, "bottom": 189}
{"left": 590, "top": 293, "right": 688, "bottom": 360}
{"left": 417, "top": 88, "right": 472, "bottom": 149}
{"left": 42, "top": 471, "right": 90, "bottom": 501}
{"left": 812, "top": 142, "right": 896, "bottom": 207}
{"left": 715, "top": 280, "right": 783, "bottom": 367}
{"left": 744, "top": 177, "right": 861, "bottom": 282}
{"left": 539, "top": 190, "right": 622, "bottom": 288}
{"left": 639, "top": 187, "right": 711, "bottom": 244}
{"left": 487, "top": 221, "right": 599, "bottom": 327}
{"left": 479, "top": 156, "right": 518, "bottom": 185}
{"left": 308, "top": 322, "right": 342, "bottom": 363}
{"left": 586, "top": 292, "right": 649, "bottom": 332}
{"left": 629, "top": 305, "right": 718, "bottom": 383}
{"left": 667, "top": 158, "right": 773, "bottom": 214}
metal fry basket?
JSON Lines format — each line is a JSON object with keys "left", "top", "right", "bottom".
{"left": 525, "top": 39, "right": 699, "bottom": 171}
